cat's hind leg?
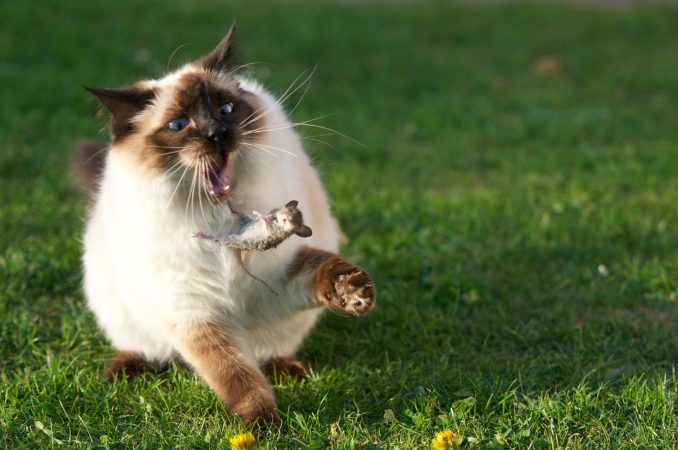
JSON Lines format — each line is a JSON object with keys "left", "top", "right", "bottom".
{"left": 261, "top": 357, "right": 308, "bottom": 384}
{"left": 104, "top": 351, "right": 168, "bottom": 380}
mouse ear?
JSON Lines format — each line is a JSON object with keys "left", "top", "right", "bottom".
{"left": 295, "top": 225, "right": 312, "bottom": 238}
{"left": 285, "top": 200, "right": 299, "bottom": 208}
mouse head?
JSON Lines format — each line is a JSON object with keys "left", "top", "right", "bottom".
{"left": 274, "top": 200, "right": 312, "bottom": 237}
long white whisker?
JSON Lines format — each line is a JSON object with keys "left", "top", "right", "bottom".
{"left": 234, "top": 150, "right": 255, "bottom": 181}
{"left": 197, "top": 160, "right": 210, "bottom": 224}
{"left": 162, "top": 160, "right": 190, "bottom": 178}
{"left": 247, "top": 143, "right": 277, "bottom": 160}
{"left": 160, "top": 164, "right": 187, "bottom": 183}
{"left": 229, "top": 61, "right": 272, "bottom": 74}
{"left": 243, "top": 141, "right": 298, "bottom": 158}
{"left": 154, "top": 148, "right": 187, "bottom": 153}
{"left": 241, "top": 145, "right": 300, "bottom": 175}
{"left": 191, "top": 165, "right": 198, "bottom": 227}
{"left": 245, "top": 121, "right": 367, "bottom": 148}
{"left": 81, "top": 146, "right": 109, "bottom": 166}
{"left": 238, "top": 69, "right": 309, "bottom": 128}
{"left": 239, "top": 146, "right": 273, "bottom": 170}
{"left": 186, "top": 163, "right": 197, "bottom": 227}
{"left": 301, "top": 136, "right": 335, "bottom": 149}
{"left": 200, "top": 159, "right": 219, "bottom": 209}
{"left": 167, "top": 42, "right": 194, "bottom": 72}
{"left": 286, "top": 64, "right": 316, "bottom": 118}
{"left": 162, "top": 162, "right": 191, "bottom": 219}
{"left": 241, "top": 114, "right": 333, "bottom": 136}
{"left": 238, "top": 68, "right": 315, "bottom": 129}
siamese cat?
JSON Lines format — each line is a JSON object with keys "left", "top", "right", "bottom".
{"left": 79, "top": 25, "right": 375, "bottom": 427}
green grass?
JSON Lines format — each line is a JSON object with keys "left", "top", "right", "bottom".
{"left": 1, "top": 0, "right": 677, "bottom": 448}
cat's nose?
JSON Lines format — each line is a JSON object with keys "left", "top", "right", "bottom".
{"left": 206, "top": 124, "right": 228, "bottom": 142}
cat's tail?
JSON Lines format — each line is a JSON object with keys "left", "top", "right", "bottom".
{"left": 71, "top": 139, "right": 108, "bottom": 196}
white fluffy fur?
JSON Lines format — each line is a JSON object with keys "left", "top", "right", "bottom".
{"left": 83, "top": 66, "right": 340, "bottom": 365}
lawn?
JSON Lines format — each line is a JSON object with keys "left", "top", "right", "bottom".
{"left": 1, "top": 0, "right": 677, "bottom": 448}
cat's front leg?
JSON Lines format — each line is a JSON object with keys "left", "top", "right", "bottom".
{"left": 172, "top": 322, "right": 281, "bottom": 427}
{"left": 288, "top": 246, "right": 376, "bottom": 316}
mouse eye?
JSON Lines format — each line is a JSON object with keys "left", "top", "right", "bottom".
{"left": 218, "top": 103, "right": 233, "bottom": 116}
{"left": 168, "top": 118, "right": 189, "bottom": 132}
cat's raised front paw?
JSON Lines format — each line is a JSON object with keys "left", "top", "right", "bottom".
{"left": 333, "top": 270, "right": 376, "bottom": 316}
{"left": 316, "top": 263, "right": 376, "bottom": 316}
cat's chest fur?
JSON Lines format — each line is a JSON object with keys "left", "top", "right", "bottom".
{"left": 91, "top": 150, "right": 303, "bottom": 326}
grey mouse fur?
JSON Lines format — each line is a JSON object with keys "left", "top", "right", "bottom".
{"left": 194, "top": 200, "right": 312, "bottom": 294}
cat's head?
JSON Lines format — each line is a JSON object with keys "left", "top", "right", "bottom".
{"left": 87, "top": 25, "right": 265, "bottom": 199}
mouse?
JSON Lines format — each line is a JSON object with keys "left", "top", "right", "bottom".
{"left": 194, "top": 200, "right": 312, "bottom": 294}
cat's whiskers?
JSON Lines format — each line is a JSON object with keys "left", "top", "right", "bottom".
{"left": 228, "top": 61, "right": 271, "bottom": 75}
{"left": 241, "top": 114, "right": 330, "bottom": 136}
{"left": 160, "top": 158, "right": 188, "bottom": 179}
{"left": 161, "top": 165, "right": 188, "bottom": 186}
{"left": 237, "top": 69, "right": 309, "bottom": 128}
{"left": 161, "top": 159, "right": 192, "bottom": 219}
{"left": 81, "top": 145, "right": 109, "bottom": 166}
{"left": 197, "top": 159, "right": 212, "bottom": 225}
{"left": 154, "top": 145, "right": 187, "bottom": 150}
{"left": 166, "top": 42, "right": 194, "bottom": 72}
{"left": 300, "top": 134, "right": 336, "bottom": 149}
{"left": 192, "top": 164, "right": 201, "bottom": 226}
{"left": 234, "top": 148, "right": 256, "bottom": 180}
{"left": 285, "top": 64, "right": 316, "bottom": 118}
{"left": 241, "top": 143, "right": 300, "bottom": 175}
{"left": 239, "top": 146, "right": 274, "bottom": 171}
{"left": 196, "top": 159, "right": 205, "bottom": 221}
{"left": 185, "top": 163, "right": 198, "bottom": 228}
{"left": 242, "top": 141, "right": 298, "bottom": 158}
{"left": 243, "top": 119, "right": 366, "bottom": 148}
{"left": 243, "top": 142, "right": 276, "bottom": 159}
{"left": 238, "top": 67, "right": 315, "bottom": 130}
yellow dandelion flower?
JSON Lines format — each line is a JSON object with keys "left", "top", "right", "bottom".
{"left": 431, "top": 429, "right": 462, "bottom": 450}
{"left": 229, "top": 431, "right": 256, "bottom": 450}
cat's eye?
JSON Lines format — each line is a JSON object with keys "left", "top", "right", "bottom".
{"left": 218, "top": 103, "right": 234, "bottom": 116}
{"left": 168, "top": 118, "right": 189, "bottom": 132}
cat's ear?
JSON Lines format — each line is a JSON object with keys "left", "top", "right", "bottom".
{"left": 200, "top": 23, "right": 237, "bottom": 72}
{"left": 85, "top": 86, "right": 156, "bottom": 139}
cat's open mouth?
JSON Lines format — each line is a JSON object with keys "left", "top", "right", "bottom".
{"left": 203, "top": 157, "right": 230, "bottom": 198}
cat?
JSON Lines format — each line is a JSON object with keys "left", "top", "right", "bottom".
{"left": 79, "top": 25, "right": 376, "bottom": 427}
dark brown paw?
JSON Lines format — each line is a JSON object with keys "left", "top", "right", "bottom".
{"left": 316, "top": 261, "right": 376, "bottom": 316}
{"left": 233, "top": 396, "right": 281, "bottom": 429}
{"left": 104, "top": 351, "right": 159, "bottom": 381}
{"left": 244, "top": 408, "right": 282, "bottom": 430}
{"left": 333, "top": 270, "right": 376, "bottom": 316}
{"left": 261, "top": 357, "right": 308, "bottom": 384}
